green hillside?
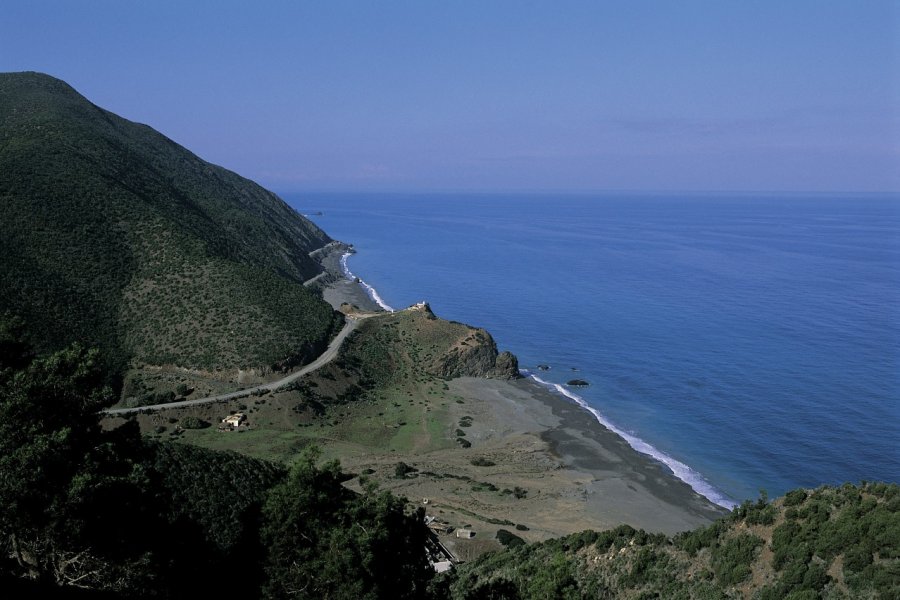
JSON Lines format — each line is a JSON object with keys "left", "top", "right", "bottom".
{"left": 444, "top": 484, "right": 900, "bottom": 599}
{"left": 0, "top": 72, "right": 341, "bottom": 379}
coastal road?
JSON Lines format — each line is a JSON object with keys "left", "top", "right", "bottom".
{"left": 104, "top": 314, "right": 370, "bottom": 416}
{"left": 303, "top": 271, "right": 328, "bottom": 286}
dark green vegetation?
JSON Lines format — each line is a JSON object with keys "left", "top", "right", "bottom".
{"left": 443, "top": 485, "right": 900, "bottom": 599}
{"left": 262, "top": 448, "right": 432, "bottom": 599}
{"left": 0, "top": 72, "right": 342, "bottom": 381}
{"left": 0, "top": 321, "right": 431, "bottom": 598}
{"left": 3, "top": 72, "right": 897, "bottom": 599}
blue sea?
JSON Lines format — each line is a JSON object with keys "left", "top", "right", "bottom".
{"left": 285, "top": 192, "right": 900, "bottom": 507}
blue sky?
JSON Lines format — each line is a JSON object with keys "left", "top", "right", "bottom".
{"left": 2, "top": 1, "right": 897, "bottom": 193}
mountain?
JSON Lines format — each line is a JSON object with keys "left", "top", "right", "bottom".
{"left": 0, "top": 72, "right": 342, "bottom": 380}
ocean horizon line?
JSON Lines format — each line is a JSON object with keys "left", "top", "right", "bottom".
{"left": 278, "top": 188, "right": 900, "bottom": 198}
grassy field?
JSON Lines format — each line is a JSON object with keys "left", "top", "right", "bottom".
{"left": 106, "top": 308, "right": 538, "bottom": 558}
{"left": 125, "top": 309, "right": 493, "bottom": 463}
{"left": 162, "top": 376, "right": 459, "bottom": 464}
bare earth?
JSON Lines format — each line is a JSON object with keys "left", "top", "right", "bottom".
{"left": 118, "top": 242, "right": 728, "bottom": 560}
{"left": 314, "top": 244, "right": 727, "bottom": 551}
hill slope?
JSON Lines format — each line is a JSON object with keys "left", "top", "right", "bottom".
{"left": 445, "top": 483, "right": 900, "bottom": 599}
{"left": 0, "top": 72, "right": 342, "bottom": 378}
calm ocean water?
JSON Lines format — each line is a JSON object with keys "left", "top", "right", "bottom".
{"left": 285, "top": 193, "right": 900, "bottom": 507}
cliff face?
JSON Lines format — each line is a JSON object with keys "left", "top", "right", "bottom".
{"left": 336, "top": 304, "right": 520, "bottom": 387}
{"left": 407, "top": 302, "right": 519, "bottom": 380}
{"left": 429, "top": 331, "right": 520, "bottom": 380}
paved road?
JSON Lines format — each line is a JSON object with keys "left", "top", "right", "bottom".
{"left": 303, "top": 271, "right": 328, "bottom": 286}
{"left": 104, "top": 315, "right": 367, "bottom": 416}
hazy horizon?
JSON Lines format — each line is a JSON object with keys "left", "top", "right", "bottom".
{"left": 3, "top": 1, "right": 897, "bottom": 194}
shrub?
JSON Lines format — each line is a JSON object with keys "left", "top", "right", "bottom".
{"left": 496, "top": 529, "right": 526, "bottom": 548}
{"left": 394, "top": 462, "right": 418, "bottom": 478}
{"left": 712, "top": 533, "right": 763, "bottom": 586}
{"left": 180, "top": 416, "right": 210, "bottom": 429}
{"left": 784, "top": 489, "right": 808, "bottom": 507}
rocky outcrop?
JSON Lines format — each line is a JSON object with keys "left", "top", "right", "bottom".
{"left": 491, "top": 350, "right": 520, "bottom": 379}
{"left": 429, "top": 328, "right": 520, "bottom": 380}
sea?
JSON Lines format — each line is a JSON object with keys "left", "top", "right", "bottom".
{"left": 284, "top": 192, "right": 900, "bottom": 508}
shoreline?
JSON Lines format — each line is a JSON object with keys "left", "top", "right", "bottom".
{"left": 316, "top": 243, "right": 387, "bottom": 313}
{"left": 526, "top": 372, "right": 735, "bottom": 510}
{"left": 314, "top": 242, "right": 730, "bottom": 534}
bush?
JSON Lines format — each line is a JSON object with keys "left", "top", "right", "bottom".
{"left": 712, "top": 533, "right": 763, "bottom": 586}
{"left": 784, "top": 489, "right": 808, "bottom": 507}
{"left": 394, "top": 462, "right": 418, "bottom": 478}
{"left": 470, "top": 457, "right": 495, "bottom": 467}
{"left": 496, "top": 529, "right": 526, "bottom": 548}
{"left": 179, "top": 416, "right": 210, "bottom": 429}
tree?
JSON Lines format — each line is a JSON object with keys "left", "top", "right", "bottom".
{"left": 261, "top": 447, "right": 432, "bottom": 599}
{"left": 0, "top": 329, "right": 180, "bottom": 594}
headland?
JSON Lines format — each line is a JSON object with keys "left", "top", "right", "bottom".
{"left": 109, "top": 240, "right": 728, "bottom": 560}
{"left": 300, "top": 244, "right": 727, "bottom": 537}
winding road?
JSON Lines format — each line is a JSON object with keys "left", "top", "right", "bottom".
{"left": 104, "top": 314, "right": 370, "bottom": 416}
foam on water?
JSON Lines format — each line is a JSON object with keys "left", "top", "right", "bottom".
{"left": 525, "top": 370, "right": 737, "bottom": 509}
{"left": 339, "top": 252, "right": 395, "bottom": 312}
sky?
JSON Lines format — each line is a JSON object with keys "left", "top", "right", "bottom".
{"left": 2, "top": 1, "right": 898, "bottom": 193}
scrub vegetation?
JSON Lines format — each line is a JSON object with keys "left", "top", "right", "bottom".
{"left": 1, "top": 74, "right": 896, "bottom": 600}
{"left": 0, "top": 72, "right": 341, "bottom": 381}
{"left": 442, "top": 485, "right": 900, "bottom": 599}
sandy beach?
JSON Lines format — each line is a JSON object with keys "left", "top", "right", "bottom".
{"left": 316, "top": 244, "right": 385, "bottom": 313}
{"left": 136, "top": 242, "right": 730, "bottom": 558}
{"left": 314, "top": 243, "right": 728, "bottom": 543}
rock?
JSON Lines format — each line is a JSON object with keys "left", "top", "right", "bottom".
{"left": 491, "top": 351, "right": 520, "bottom": 380}
{"left": 429, "top": 329, "right": 520, "bottom": 380}
{"left": 537, "top": 364, "right": 551, "bottom": 371}
{"left": 567, "top": 379, "right": 589, "bottom": 387}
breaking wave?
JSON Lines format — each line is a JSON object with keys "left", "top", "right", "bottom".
{"left": 525, "top": 371, "right": 737, "bottom": 509}
{"left": 339, "top": 252, "right": 395, "bottom": 312}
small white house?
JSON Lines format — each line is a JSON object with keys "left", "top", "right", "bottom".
{"left": 433, "top": 560, "right": 453, "bottom": 573}
{"left": 456, "top": 529, "right": 475, "bottom": 539}
{"left": 221, "top": 412, "right": 246, "bottom": 428}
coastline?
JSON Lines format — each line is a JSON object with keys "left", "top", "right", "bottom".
{"left": 316, "top": 244, "right": 387, "bottom": 313}
{"left": 317, "top": 243, "right": 729, "bottom": 536}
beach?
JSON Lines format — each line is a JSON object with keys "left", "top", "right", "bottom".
{"left": 121, "top": 240, "right": 731, "bottom": 556}
{"left": 316, "top": 244, "right": 728, "bottom": 542}
{"left": 315, "top": 244, "right": 386, "bottom": 313}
